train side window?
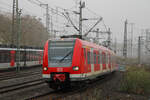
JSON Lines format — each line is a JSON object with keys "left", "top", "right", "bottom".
{"left": 0, "top": 51, "right": 4, "bottom": 63}
{"left": 28, "top": 51, "right": 30, "bottom": 61}
{"left": 7, "top": 51, "right": 10, "bottom": 62}
{"left": 102, "top": 53, "right": 106, "bottom": 64}
{"left": 108, "top": 54, "right": 110, "bottom": 64}
{"left": 32, "top": 51, "right": 34, "bottom": 61}
{"left": 83, "top": 48, "right": 86, "bottom": 59}
{"left": 94, "top": 52, "right": 97, "bottom": 64}
{"left": 22, "top": 51, "right": 24, "bottom": 61}
{"left": 111, "top": 55, "right": 113, "bottom": 64}
{"left": 4, "top": 52, "right": 6, "bottom": 62}
{"left": 98, "top": 54, "right": 100, "bottom": 64}
{"left": 35, "top": 52, "right": 37, "bottom": 61}
{"left": 34, "top": 51, "right": 36, "bottom": 61}
{"left": 23, "top": 51, "right": 26, "bottom": 61}
{"left": 102, "top": 53, "right": 104, "bottom": 64}
{"left": 106, "top": 54, "right": 108, "bottom": 64}
{"left": 109, "top": 54, "right": 111, "bottom": 64}
{"left": 4, "top": 51, "right": 9, "bottom": 63}
{"left": 113, "top": 55, "right": 116, "bottom": 64}
{"left": 0, "top": 51, "right": 4, "bottom": 62}
{"left": 20, "top": 51, "right": 22, "bottom": 61}
{"left": 90, "top": 52, "right": 94, "bottom": 64}
{"left": 108, "top": 54, "right": 109, "bottom": 64}
{"left": 30, "top": 51, "right": 32, "bottom": 61}
{"left": 0, "top": 51, "right": 2, "bottom": 63}
{"left": 87, "top": 51, "right": 90, "bottom": 64}
{"left": 99, "top": 52, "right": 101, "bottom": 64}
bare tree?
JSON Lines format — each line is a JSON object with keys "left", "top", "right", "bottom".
{"left": 0, "top": 13, "right": 48, "bottom": 47}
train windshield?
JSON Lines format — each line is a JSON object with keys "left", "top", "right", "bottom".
{"left": 48, "top": 40, "right": 75, "bottom": 67}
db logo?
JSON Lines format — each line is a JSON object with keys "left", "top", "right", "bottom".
{"left": 57, "top": 68, "right": 63, "bottom": 72}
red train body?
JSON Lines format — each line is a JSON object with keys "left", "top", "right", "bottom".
{"left": 42, "top": 38, "right": 117, "bottom": 89}
{"left": 0, "top": 48, "right": 43, "bottom": 69}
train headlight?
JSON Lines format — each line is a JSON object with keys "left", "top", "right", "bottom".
{"left": 43, "top": 67, "right": 48, "bottom": 71}
{"left": 73, "top": 66, "right": 79, "bottom": 71}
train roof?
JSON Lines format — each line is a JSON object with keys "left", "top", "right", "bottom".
{"left": 48, "top": 38, "right": 115, "bottom": 54}
{"left": 0, "top": 48, "right": 43, "bottom": 51}
{"left": 77, "top": 38, "right": 115, "bottom": 54}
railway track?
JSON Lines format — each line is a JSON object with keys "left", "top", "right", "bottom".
{"left": 53, "top": 73, "right": 115, "bottom": 100}
{"left": 0, "top": 79, "right": 44, "bottom": 94}
{"left": 25, "top": 72, "right": 116, "bottom": 100}
{"left": 0, "top": 71, "right": 41, "bottom": 81}
{"left": 0, "top": 67, "right": 41, "bottom": 81}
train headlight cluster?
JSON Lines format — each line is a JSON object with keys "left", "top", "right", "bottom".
{"left": 43, "top": 67, "right": 48, "bottom": 71}
{"left": 73, "top": 66, "right": 79, "bottom": 71}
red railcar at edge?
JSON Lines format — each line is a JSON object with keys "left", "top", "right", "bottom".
{"left": 42, "top": 38, "right": 117, "bottom": 89}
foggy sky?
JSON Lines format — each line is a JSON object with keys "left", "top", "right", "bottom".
{"left": 1, "top": 0, "right": 150, "bottom": 43}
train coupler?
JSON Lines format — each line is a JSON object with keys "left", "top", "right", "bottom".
{"left": 53, "top": 74, "right": 66, "bottom": 82}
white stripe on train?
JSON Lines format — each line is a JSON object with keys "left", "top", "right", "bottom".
{"left": 42, "top": 65, "right": 116, "bottom": 79}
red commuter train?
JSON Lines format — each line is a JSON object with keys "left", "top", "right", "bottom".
{"left": 42, "top": 38, "right": 117, "bottom": 89}
{"left": 0, "top": 47, "right": 43, "bottom": 69}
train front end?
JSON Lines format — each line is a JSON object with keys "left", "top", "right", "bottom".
{"left": 42, "top": 38, "right": 82, "bottom": 89}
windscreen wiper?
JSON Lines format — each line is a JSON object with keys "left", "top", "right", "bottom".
{"left": 59, "top": 50, "right": 72, "bottom": 62}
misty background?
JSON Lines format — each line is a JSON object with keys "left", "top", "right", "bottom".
{"left": 0, "top": 0, "right": 150, "bottom": 63}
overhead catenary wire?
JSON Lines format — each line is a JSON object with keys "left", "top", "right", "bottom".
{"left": 27, "top": 0, "right": 109, "bottom": 39}
{"left": 27, "top": 0, "right": 66, "bottom": 18}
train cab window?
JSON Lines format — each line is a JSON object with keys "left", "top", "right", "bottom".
{"left": 48, "top": 40, "right": 75, "bottom": 67}
{"left": 87, "top": 51, "right": 90, "bottom": 64}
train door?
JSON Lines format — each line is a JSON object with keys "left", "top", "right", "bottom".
{"left": 102, "top": 51, "right": 106, "bottom": 71}
{"left": 87, "top": 48, "right": 91, "bottom": 73}
{"left": 94, "top": 50, "right": 99, "bottom": 72}
{"left": 10, "top": 50, "right": 15, "bottom": 67}
{"left": 83, "top": 48, "right": 88, "bottom": 73}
